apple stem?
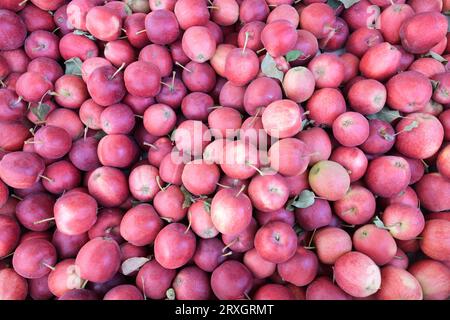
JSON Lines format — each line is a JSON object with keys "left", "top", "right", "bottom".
{"left": 247, "top": 108, "right": 262, "bottom": 128}
{"left": 341, "top": 224, "right": 355, "bottom": 228}
{"left": 42, "top": 262, "right": 55, "bottom": 271}
{"left": 184, "top": 213, "right": 192, "bottom": 234}
{"left": 135, "top": 29, "right": 146, "bottom": 35}
{"left": 244, "top": 292, "right": 251, "bottom": 300}
{"left": 33, "top": 217, "right": 55, "bottom": 225}
{"left": 29, "top": 127, "right": 35, "bottom": 136}
{"left": 246, "top": 163, "right": 264, "bottom": 176}
{"left": 11, "top": 194, "right": 23, "bottom": 201}
{"left": 83, "top": 126, "right": 88, "bottom": 141}
{"left": 161, "top": 217, "right": 173, "bottom": 223}
{"left": 221, "top": 251, "right": 233, "bottom": 257}
{"left": 170, "top": 71, "right": 176, "bottom": 91}
{"left": 216, "top": 182, "right": 231, "bottom": 189}
{"left": 0, "top": 80, "right": 5, "bottom": 87}
{"left": 134, "top": 114, "right": 143, "bottom": 119}
{"left": 242, "top": 31, "right": 250, "bottom": 54}
{"left": 14, "top": 96, "right": 22, "bottom": 105}
{"left": 207, "top": 5, "right": 219, "bottom": 10}
{"left": 256, "top": 47, "right": 266, "bottom": 54}
{"left": 235, "top": 184, "right": 246, "bottom": 197}
{"left": 118, "top": 35, "right": 128, "bottom": 40}
{"left": 81, "top": 279, "right": 89, "bottom": 289}
{"left": 1, "top": 251, "right": 14, "bottom": 259}
{"left": 121, "top": 28, "right": 127, "bottom": 34}
{"left": 143, "top": 141, "right": 158, "bottom": 150}
{"left": 222, "top": 238, "right": 238, "bottom": 253}
{"left": 39, "top": 175, "right": 54, "bottom": 183}
{"left": 308, "top": 228, "right": 317, "bottom": 247}
{"left": 314, "top": 196, "right": 328, "bottom": 200}
{"left": 52, "top": 27, "right": 61, "bottom": 34}
{"left": 19, "top": 0, "right": 28, "bottom": 6}
{"left": 303, "top": 246, "right": 315, "bottom": 250}
{"left": 141, "top": 276, "right": 147, "bottom": 300}
{"left": 160, "top": 81, "right": 172, "bottom": 89}
{"left": 268, "top": 4, "right": 277, "bottom": 7}
{"left": 110, "top": 62, "right": 126, "bottom": 80}
{"left": 156, "top": 175, "right": 165, "bottom": 191}
{"left": 24, "top": 139, "right": 43, "bottom": 144}
{"left": 393, "top": 255, "right": 404, "bottom": 260}
{"left": 175, "top": 61, "right": 192, "bottom": 73}
{"left": 207, "top": 105, "right": 223, "bottom": 110}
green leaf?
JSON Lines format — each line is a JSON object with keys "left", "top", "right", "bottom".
{"left": 327, "top": 0, "right": 341, "bottom": 9}
{"left": 203, "top": 199, "right": 211, "bottom": 213}
{"left": 73, "top": 29, "right": 96, "bottom": 40}
{"left": 261, "top": 54, "right": 284, "bottom": 82}
{"left": 339, "top": 0, "right": 360, "bottom": 8}
{"left": 180, "top": 186, "right": 194, "bottom": 209}
{"left": 367, "top": 107, "right": 401, "bottom": 123}
{"left": 427, "top": 51, "right": 448, "bottom": 64}
{"left": 31, "top": 103, "right": 51, "bottom": 122}
{"left": 403, "top": 120, "right": 419, "bottom": 132}
{"left": 327, "top": 0, "right": 359, "bottom": 9}
{"left": 285, "top": 50, "right": 302, "bottom": 62}
{"left": 64, "top": 57, "right": 83, "bottom": 76}
{"left": 170, "top": 129, "right": 177, "bottom": 142}
{"left": 286, "top": 190, "right": 316, "bottom": 211}
{"left": 94, "top": 130, "right": 107, "bottom": 140}
{"left": 373, "top": 216, "right": 388, "bottom": 230}
{"left": 121, "top": 257, "right": 150, "bottom": 275}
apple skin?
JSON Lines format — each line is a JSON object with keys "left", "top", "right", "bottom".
{"left": 382, "top": 204, "right": 425, "bottom": 241}
{"left": 306, "top": 276, "right": 352, "bottom": 300}
{"left": 360, "top": 42, "right": 402, "bottom": 81}
{"left": 408, "top": 259, "right": 450, "bottom": 300}
{"left": 415, "top": 173, "right": 450, "bottom": 212}
{"left": 419, "top": 219, "right": 450, "bottom": 262}
{"left": 334, "top": 251, "right": 381, "bottom": 298}
{"left": 399, "top": 11, "right": 448, "bottom": 54}
{"left": 253, "top": 284, "right": 295, "bottom": 300}
{"left": 309, "top": 160, "right": 350, "bottom": 201}
{"left": 254, "top": 221, "right": 297, "bottom": 264}
{"left": 376, "top": 266, "right": 423, "bottom": 300}
{"left": 314, "top": 227, "right": 352, "bottom": 265}
{"left": 353, "top": 224, "right": 398, "bottom": 266}
{"left": 364, "top": 156, "right": 411, "bottom": 198}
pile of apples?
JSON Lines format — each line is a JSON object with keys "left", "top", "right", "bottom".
{"left": 0, "top": 0, "right": 449, "bottom": 300}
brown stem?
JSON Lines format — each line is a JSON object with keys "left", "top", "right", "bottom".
{"left": 242, "top": 31, "right": 250, "bottom": 54}
{"left": 135, "top": 29, "right": 146, "bottom": 35}
{"left": 42, "top": 262, "right": 55, "bottom": 271}
{"left": 256, "top": 47, "right": 266, "bottom": 54}
{"left": 11, "top": 194, "right": 23, "bottom": 201}
{"left": 222, "top": 238, "right": 238, "bottom": 253}
{"left": 235, "top": 184, "right": 246, "bottom": 197}
{"left": 308, "top": 228, "right": 317, "bottom": 248}
{"left": 175, "top": 62, "right": 192, "bottom": 72}
{"left": 109, "top": 62, "right": 126, "bottom": 80}
{"left": 184, "top": 212, "right": 192, "bottom": 234}
{"left": 33, "top": 217, "right": 55, "bottom": 225}
{"left": 39, "top": 175, "right": 54, "bottom": 183}
{"left": 216, "top": 182, "right": 231, "bottom": 189}
{"left": 143, "top": 142, "right": 158, "bottom": 150}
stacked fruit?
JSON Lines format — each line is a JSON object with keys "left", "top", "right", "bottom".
{"left": 0, "top": 0, "right": 449, "bottom": 301}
